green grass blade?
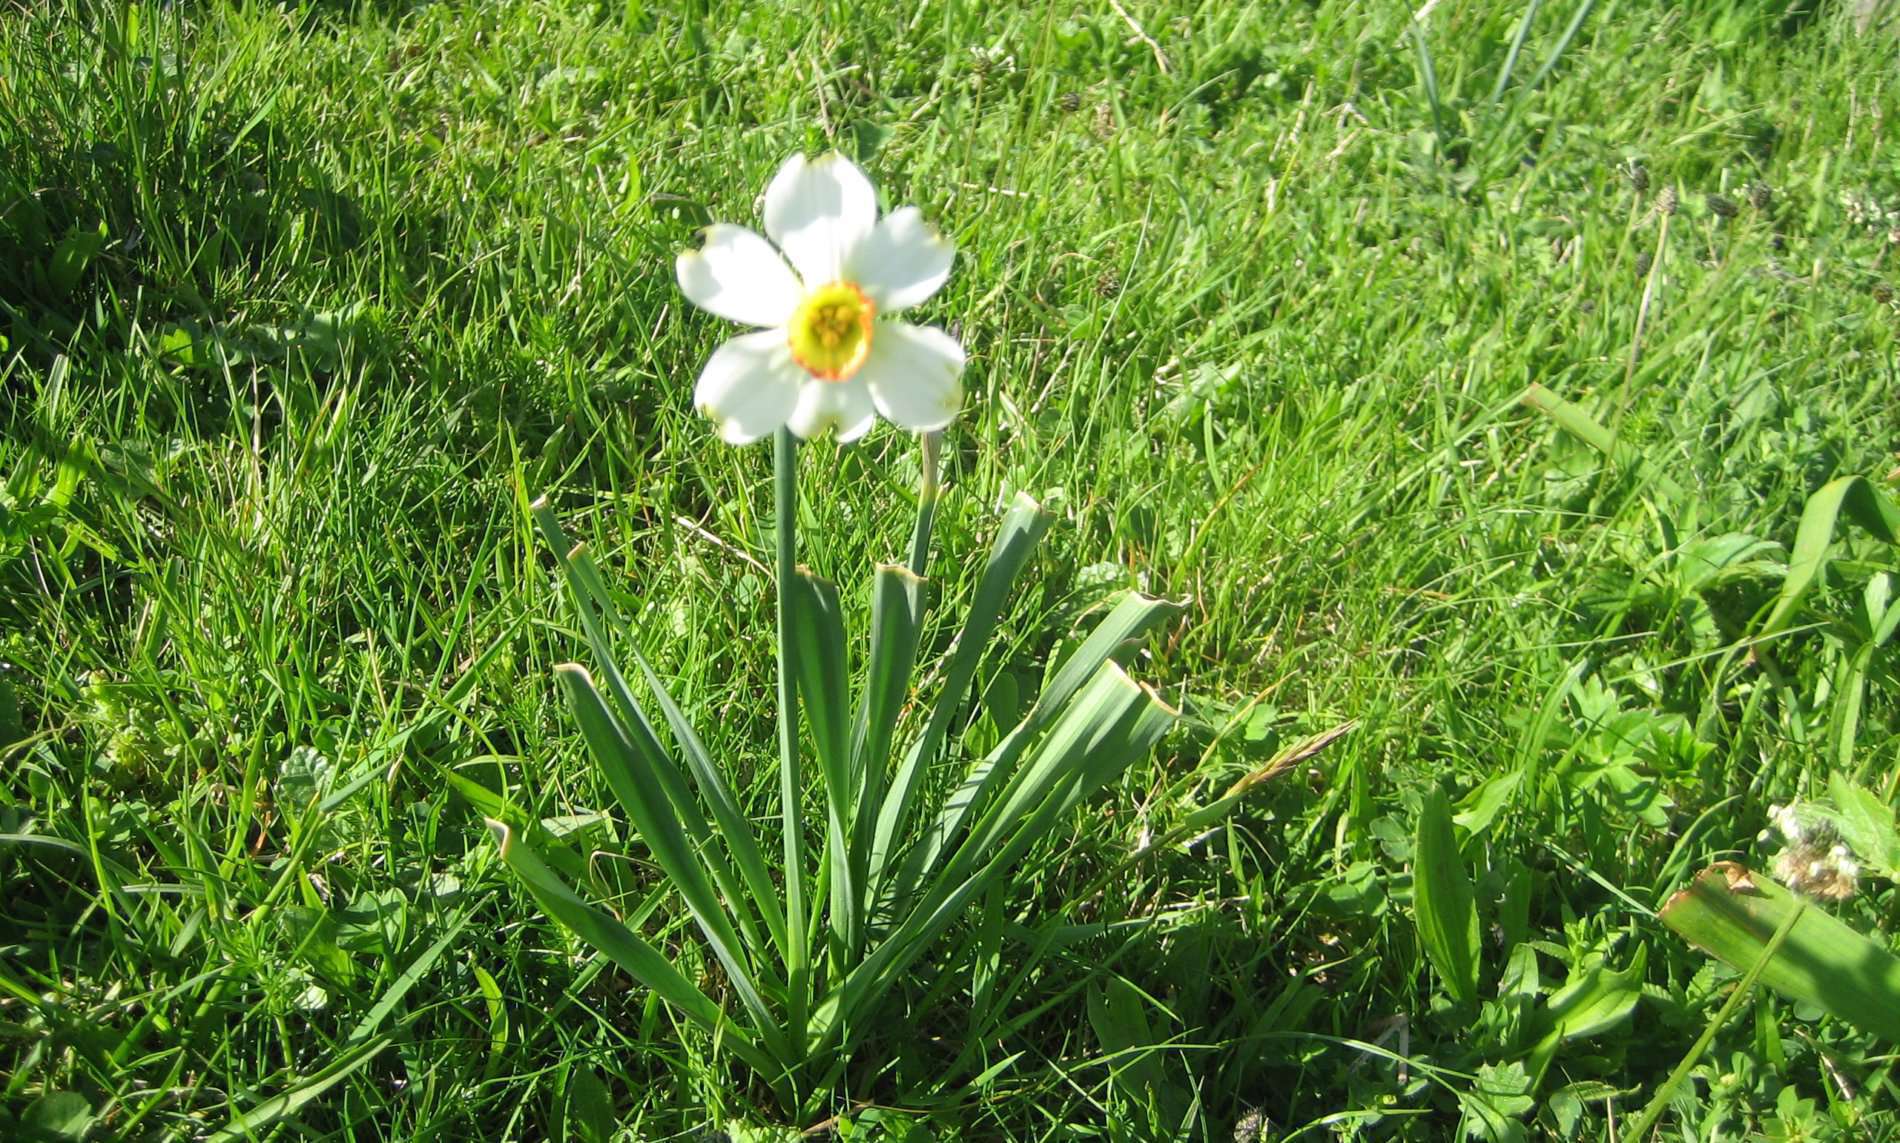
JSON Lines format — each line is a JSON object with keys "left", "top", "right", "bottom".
{"left": 1410, "top": 23, "right": 1445, "bottom": 156}
{"left": 486, "top": 819, "right": 780, "bottom": 1075}
{"left": 1175, "top": 720, "right": 1359, "bottom": 835}
{"left": 343, "top": 913, "right": 470, "bottom": 1047}
{"left": 869, "top": 493, "right": 1052, "bottom": 900}
{"left": 1521, "top": 0, "right": 1598, "bottom": 102}
{"left": 441, "top": 770, "right": 595, "bottom": 885}
{"left": 1487, "top": 0, "right": 1544, "bottom": 106}
{"left": 1629, "top": 897, "right": 1799, "bottom": 1140}
{"left": 1413, "top": 787, "right": 1482, "bottom": 1007}
{"left": 214, "top": 828, "right": 472, "bottom": 1142}
{"left": 1660, "top": 862, "right": 1900, "bottom": 1044}
{"left": 554, "top": 664, "right": 785, "bottom": 1046}
{"left": 206, "top": 1034, "right": 395, "bottom": 1142}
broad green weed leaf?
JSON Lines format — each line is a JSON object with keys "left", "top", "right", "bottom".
{"left": 564, "top": 1065, "right": 616, "bottom": 1143}
{"left": 1454, "top": 771, "right": 1521, "bottom": 835}
{"left": 1087, "top": 975, "right": 1185, "bottom": 1130}
{"left": 1540, "top": 944, "right": 1645, "bottom": 1043}
{"left": 1414, "top": 788, "right": 1481, "bottom": 1006}
{"left": 47, "top": 222, "right": 106, "bottom": 294}
{"left": 1528, "top": 945, "right": 1646, "bottom": 1082}
{"left": 21, "top": 1091, "right": 92, "bottom": 1141}
{"left": 1827, "top": 772, "right": 1900, "bottom": 879}
{"left": 1520, "top": 384, "right": 1684, "bottom": 501}
{"left": 0, "top": 675, "right": 21, "bottom": 748}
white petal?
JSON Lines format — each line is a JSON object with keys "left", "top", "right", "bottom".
{"left": 786, "top": 378, "right": 876, "bottom": 442}
{"left": 694, "top": 329, "right": 803, "bottom": 444}
{"left": 676, "top": 225, "right": 803, "bottom": 327}
{"left": 859, "top": 322, "right": 965, "bottom": 432}
{"left": 763, "top": 153, "right": 877, "bottom": 287}
{"left": 848, "top": 207, "right": 954, "bottom": 312}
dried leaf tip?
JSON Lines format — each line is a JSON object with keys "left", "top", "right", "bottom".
{"left": 485, "top": 818, "right": 514, "bottom": 855}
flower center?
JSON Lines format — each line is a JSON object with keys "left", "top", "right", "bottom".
{"left": 787, "top": 281, "right": 875, "bottom": 381}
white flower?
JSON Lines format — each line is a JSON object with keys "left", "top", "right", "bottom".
{"left": 676, "top": 153, "right": 964, "bottom": 444}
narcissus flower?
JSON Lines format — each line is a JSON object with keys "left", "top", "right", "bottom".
{"left": 677, "top": 153, "right": 964, "bottom": 444}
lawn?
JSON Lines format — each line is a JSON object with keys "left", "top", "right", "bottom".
{"left": 4, "top": 0, "right": 1900, "bottom": 1138}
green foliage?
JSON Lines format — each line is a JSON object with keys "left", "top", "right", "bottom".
{"left": 5, "top": 0, "right": 1900, "bottom": 1136}
{"left": 513, "top": 480, "right": 1176, "bottom": 1114}
{"left": 1825, "top": 773, "right": 1900, "bottom": 881}
{"left": 1661, "top": 864, "right": 1900, "bottom": 1045}
{"left": 1413, "top": 787, "right": 1482, "bottom": 1007}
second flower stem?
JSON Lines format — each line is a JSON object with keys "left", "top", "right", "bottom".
{"left": 907, "top": 431, "right": 942, "bottom": 577}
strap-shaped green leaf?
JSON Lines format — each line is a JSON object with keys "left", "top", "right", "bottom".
{"left": 784, "top": 569, "right": 858, "bottom": 958}
{"left": 893, "top": 592, "right": 1178, "bottom": 902}
{"left": 556, "top": 558, "right": 775, "bottom": 972}
{"left": 486, "top": 819, "right": 779, "bottom": 1076}
{"left": 869, "top": 493, "right": 1051, "bottom": 900}
{"left": 849, "top": 566, "right": 926, "bottom": 898}
{"left": 1661, "top": 862, "right": 1900, "bottom": 1043}
{"left": 570, "top": 544, "right": 789, "bottom": 956}
{"left": 530, "top": 499, "right": 786, "bottom": 960}
{"left": 786, "top": 570, "right": 851, "bottom": 789}
{"left": 818, "top": 665, "right": 1170, "bottom": 1045}
{"left": 945, "top": 666, "right": 1168, "bottom": 888}
{"left": 906, "top": 431, "right": 943, "bottom": 577}
{"left": 555, "top": 665, "right": 787, "bottom": 1055}
{"left": 769, "top": 428, "right": 812, "bottom": 1051}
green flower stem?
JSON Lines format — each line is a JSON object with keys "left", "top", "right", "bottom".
{"left": 907, "top": 431, "right": 941, "bottom": 576}
{"left": 773, "top": 427, "right": 810, "bottom": 1066}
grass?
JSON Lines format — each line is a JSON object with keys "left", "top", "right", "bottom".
{"left": 3, "top": 0, "right": 1899, "bottom": 1137}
